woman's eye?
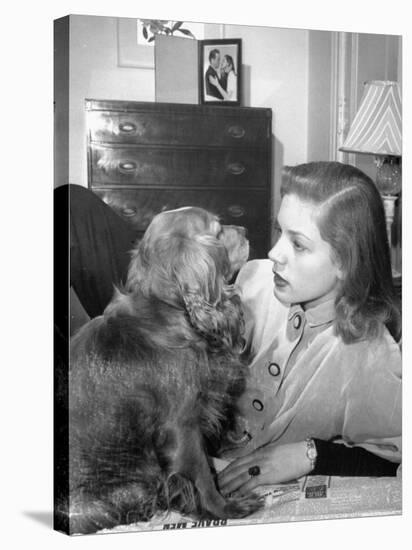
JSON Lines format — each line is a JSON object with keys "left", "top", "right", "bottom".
{"left": 292, "top": 240, "right": 305, "bottom": 252}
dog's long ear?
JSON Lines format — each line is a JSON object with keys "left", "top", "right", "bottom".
{"left": 126, "top": 229, "right": 244, "bottom": 351}
{"left": 173, "top": 235, "right": 244, "bottom": 351}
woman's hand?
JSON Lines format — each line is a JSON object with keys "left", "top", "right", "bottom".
{"left": 209, "top": 75, "right": 218, "bottom": 86}
{"left": 217, "top": 441, "right": 313, "bottom": 496}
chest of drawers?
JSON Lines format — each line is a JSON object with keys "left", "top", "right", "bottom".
{"left": 86, "top": 99, "right": 272, "bottom": 258}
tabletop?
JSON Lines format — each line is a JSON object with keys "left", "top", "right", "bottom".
{"left": 96, "top": 474, "right": 402, "bottom": 535}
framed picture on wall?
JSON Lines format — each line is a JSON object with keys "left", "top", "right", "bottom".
{"left": 199, "top": 39, "right": 242, "bottom": 105}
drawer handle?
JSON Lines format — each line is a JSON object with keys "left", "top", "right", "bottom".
{"left": 118, "top": 161, "right": 137, "bottom": 173}
{"left": 227, "top": 205, "right": 245, "bottom": 218}
{"left": 118, "top": 121, "right": 137, "bottom": 134}
{"left": 227, "top": 162, "right": 246, "bottom": 175}
{"left": 228, "top": 125, "right": 246, "bottom": 139}
{"left": 120, "top": 207, "right": 137, "bottom": 217}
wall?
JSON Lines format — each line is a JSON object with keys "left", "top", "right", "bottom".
{"left": 54, "top": 17, "right": 69, "bottom": 188}
{"left": 57, "top": 14, "right": 311, "bottom": 222}
{"left": 307, "top": 30, "right": 334, "bottom": 162}
{"left": 56, "top": 16, "right": 400, "bottom": 237}
{"left": 68, "top": 15, "right": 155, "bottom": 188}
{"left": 223, "top": 24, "right": 309, "bottom": 220}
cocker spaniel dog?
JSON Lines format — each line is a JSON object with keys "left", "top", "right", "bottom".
{"left": 62, "top": 206, "right": 260, "bottom": 534}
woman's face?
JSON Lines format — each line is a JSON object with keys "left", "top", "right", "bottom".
{"left": 221, "top": 57, "right": 231, "bottom": 72}
{"left": 268, "top": 194, "right": 343, "bottom": 309}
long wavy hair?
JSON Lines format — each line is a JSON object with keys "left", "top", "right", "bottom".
{"left": 281, "top": 161, "right": 401, "bottom": 343}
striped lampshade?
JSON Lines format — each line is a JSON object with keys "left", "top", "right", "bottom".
{"left": 340, "top": 80, "right": 402, "bottom": 156}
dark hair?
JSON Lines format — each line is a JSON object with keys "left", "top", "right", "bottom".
{"left": 281, "top": 161, "right": 400, "bottom": 343}
{"left": 209, "top": 49, "right": 220, "bottom": 62}
{"left": 223, "top": 54, "right": 236, "bottom": 75}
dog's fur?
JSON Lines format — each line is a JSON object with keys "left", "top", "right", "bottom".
{"left": 60, "top": 207, "right": 260, "bottom": 534}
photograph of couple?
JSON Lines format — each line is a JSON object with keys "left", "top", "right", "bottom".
{"left": 202, "top": 41, "right": 240, "bottom": 103}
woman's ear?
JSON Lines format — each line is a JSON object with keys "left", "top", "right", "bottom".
{"left": 331, "top": 251, "right": 345, "bottom": 282}
{"left": 336, "top": 266, "right": 345, "bottom": 281}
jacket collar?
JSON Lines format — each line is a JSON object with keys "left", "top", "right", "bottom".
{"left": 288, "top": 297, "right": 336, "bottom": 328}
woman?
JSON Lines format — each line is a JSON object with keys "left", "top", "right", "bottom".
{"left": 218, "top": 161, "right": 401, "bottom": 496}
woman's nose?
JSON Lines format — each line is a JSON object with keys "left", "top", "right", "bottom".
{"left": 268, "top": 239, "right": 286, "bottom": 265}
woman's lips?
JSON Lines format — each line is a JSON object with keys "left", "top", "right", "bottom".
{"left": 273, "top": 271, "right": 288, "bottom": 287}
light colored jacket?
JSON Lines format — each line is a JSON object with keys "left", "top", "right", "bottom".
{"left": 230, "top": 260, "right": 401, "bottom": 463}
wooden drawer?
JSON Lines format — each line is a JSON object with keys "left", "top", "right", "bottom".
{"left": 93, "top": 188, "right": 270, "bottom": 259}
{"left": 87, "top": 109, "right": 270, "bottom": 148}
{"left": 89, "top": 144, "right": 269, "bottom": 189}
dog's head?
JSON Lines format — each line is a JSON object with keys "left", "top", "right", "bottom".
{"left": 125, "top": 207, "right": 249, "bottom": 351}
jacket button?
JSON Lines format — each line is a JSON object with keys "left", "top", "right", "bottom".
{"left": 268, "top": 362, "right": 281, "bottom": 376}
{"left": 252, "top": 399, "right": 264, "bottom": 411}
{"left": 293, "top": 314, "right": 302, "bottom": 329}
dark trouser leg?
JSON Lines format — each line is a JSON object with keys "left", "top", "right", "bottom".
{"left": 67, "top": 184, "right": 139, "bottom": 318}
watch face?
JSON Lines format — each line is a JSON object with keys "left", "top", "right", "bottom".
{"left": 308, "top": 447, "right": 317, "bottom": 460}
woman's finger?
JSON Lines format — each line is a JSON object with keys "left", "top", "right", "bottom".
{"left": 217, "top": 452, "right": 259, "bottom": 482}
{"left": 219, "top": 467, "right": 254, "bottom": 496}
{"left": 218, "top": 460, "right": 249, "bottom": 491}
{"left": 218, "top": 459, "right": 265, "bottom": 494}
{"left": 221, "top": 462, "right": 270, "bottom": 497}
{"left": 234, "top": 472, "right": 270, "bottom": 497}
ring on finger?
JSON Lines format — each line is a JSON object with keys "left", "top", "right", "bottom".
{"left": 248, "top": 465, "right": 260, "bottom": 477}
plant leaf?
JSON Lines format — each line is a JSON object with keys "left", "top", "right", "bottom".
{"left": 150, "top": 22, "right": 162, "bottom": 33}
{"left": 148, "top": 36, "right": 155, "bottom": 42}
{"left": 142, "top": 27, "right": 148, "bottom": 39}
{"left": 178, "top": 28, "right": 195, "bottom": 38}
{"left": 172, "top": 21, "right": 183, "bottom": 31}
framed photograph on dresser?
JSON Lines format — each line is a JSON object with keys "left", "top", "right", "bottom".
{"left": 199, "top": 38, "right": 242, "bottom": 105}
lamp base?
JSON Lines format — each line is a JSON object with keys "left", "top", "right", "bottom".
{"left": 382, "top": 194, "right": 397, "bottom": 247}
{"left": 375, "top": 156, "right": 401, "bottom": 195}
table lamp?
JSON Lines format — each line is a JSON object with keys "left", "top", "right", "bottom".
{"left": 339, "top": 80, "right": 402, "bottom": 245}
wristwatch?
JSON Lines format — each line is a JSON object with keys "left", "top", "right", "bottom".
{"left": 305, "top": 437, "right": 317, "bottom": 472}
